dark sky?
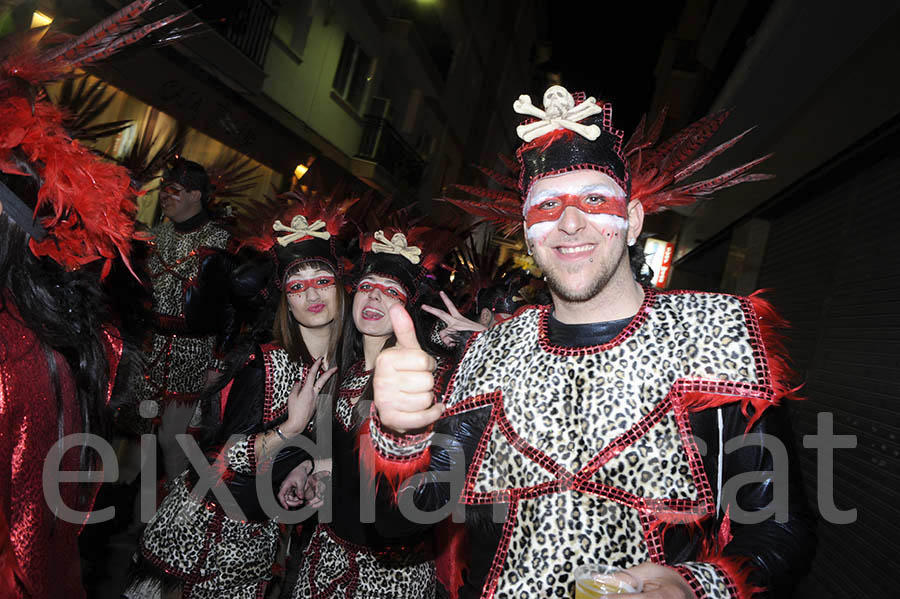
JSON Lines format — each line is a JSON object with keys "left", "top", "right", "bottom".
{"left": 546, "top": 2, "right": 686, "bottom": 136}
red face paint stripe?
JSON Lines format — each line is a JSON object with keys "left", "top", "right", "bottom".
{"left": 356, "top": 280, "right": 408, "bottom": 303}
{"left": 285, "top": 275, "right": 336, "bottom": 295}
{"left": 524, "top": 193, "right": 628, "bottom": 228}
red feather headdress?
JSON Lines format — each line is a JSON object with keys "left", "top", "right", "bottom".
{"left": 442, "top": 102, "right": 772, "bottom": 233}
{"left": 237, "top": 189, "right": 357, "bottom": 253}
{"left": 440, "top": 154, "right": 523, "bottom": 237}
{"left": 359, "top": 226, "right": 455, "bottom": 274}
{"left": 355, "top": 201, "right": 461, "bottom": 305}
{"left": 625, "top": 107, "right": 773, "bottom": 214}
{"left": 235, "top": 189, "right": 358, "bottom": 283}
{"left": 0, "top": 1, "right": 187, "bottom": 277}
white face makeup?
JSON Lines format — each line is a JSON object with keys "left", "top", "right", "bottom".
{"left": 525, "top": 170, "right": 636, "bottom": 302}
{"left": 523, "top": 181, "right": 628, "bottom": 242}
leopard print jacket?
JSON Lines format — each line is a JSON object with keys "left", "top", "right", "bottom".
{"left": 370, "top": 289, "right": 812, "bottom": 599}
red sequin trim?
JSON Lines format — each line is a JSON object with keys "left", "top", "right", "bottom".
{"left": 303, "top": 525, "right": 361, "bottom": 598}
{"left": 260, "top": 344, "right": 280, "bottom": 422}
{"left": 537, "top": 288, "right": 656, "bottom": 356}
{"left": 674, "top": 564, "right": 709, "bottom": 599}
{"left": 358, "top": 419, "right": 432, "bottom": 499}
{"left": 101, "top": 326, "right": 124, "bottom": 406}
{"left": 160, "top": 390, "right": 202, "bottom": 405}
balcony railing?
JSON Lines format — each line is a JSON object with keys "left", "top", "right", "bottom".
{"left": 183, "top": 0, "right": 277, "bottom": 68}
{"left": 357, "top": 116, "right": 426, "bottom": 187}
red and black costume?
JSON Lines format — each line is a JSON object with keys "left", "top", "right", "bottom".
{"left": 292, "top": 226, "right": 456, "bottom": 599}
{"left": 128, "top": 192, "right": 354, "bottom": 598}
{"left": 365, "top": 88, "right": 816, "bottom": 598}
{"left": 132, "top": 159, "right": 235, "bottom": 430}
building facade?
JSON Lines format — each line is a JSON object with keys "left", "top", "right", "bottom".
{"left": 48, "top": 0, "right": 547, "bottom": 219}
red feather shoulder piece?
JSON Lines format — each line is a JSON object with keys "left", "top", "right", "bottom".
{"left": 0, "top": 97, "right": 138, "bottom": 276}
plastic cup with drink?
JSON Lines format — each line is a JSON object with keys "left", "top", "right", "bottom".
{"left": 573, "top": 563, "right": 642, "bottom": 597}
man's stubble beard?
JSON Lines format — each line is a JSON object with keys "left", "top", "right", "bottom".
{"left": 543, "top": 264, "right": 612, "bottom": 302}
{"left": 536, "top": 247, "right": 626, "bottom": 303}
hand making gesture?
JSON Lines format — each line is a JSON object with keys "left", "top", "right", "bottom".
{"left": 373, "top": 305, "right": 443, "bottom": 434}
{"left": 282, "top": 356, "right": 337, "bottom": 436}
{"left": 422, "top": 290, "right": 487, "bottom": 347}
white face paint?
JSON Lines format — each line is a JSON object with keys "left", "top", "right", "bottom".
{"left": 523, "top": 170, "right": 637, "bottom": 303}
{"left": 525, "top": 213, "right": 627, "bottom": 240}
{"left": 523, "top": 183, "right": 625, "bottom": 214}
{"left": 523, "top": 182, "right": 629, "bottom": 242}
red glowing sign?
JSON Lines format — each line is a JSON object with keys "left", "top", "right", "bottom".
{"left": 644, "top": 238, "right": 675, "bottom": 288}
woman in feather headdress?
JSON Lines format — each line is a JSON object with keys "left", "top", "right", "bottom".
{"left": 278, "top": 218, "right": 458, "bottom": 599}
{"left": 125, "top": 190, "right": 355, "bottom": 598}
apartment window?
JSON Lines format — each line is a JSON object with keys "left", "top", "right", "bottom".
{"left": 333, "top": 34, "right": 374, "bottom": 112}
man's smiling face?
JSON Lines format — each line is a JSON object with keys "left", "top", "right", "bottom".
{"left": 525, "top": 170, "right": 639, "bottom": 302}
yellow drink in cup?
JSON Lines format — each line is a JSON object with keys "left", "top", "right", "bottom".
{"left": 573, "top": 564, "right": 641, "bottom": 597}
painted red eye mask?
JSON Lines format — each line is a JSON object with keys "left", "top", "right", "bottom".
{"left": 286, "top": 275, "right": 336, "bottom": 295}
{"left": 356, "top": 280, "right": 408, "bottom": 304}
{"left": 524, "top": 193, "right": 628, "bottom": 229}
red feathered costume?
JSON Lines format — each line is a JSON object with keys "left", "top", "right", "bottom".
{"left": 0, "top": 1, "right": 182, "bottom": 596}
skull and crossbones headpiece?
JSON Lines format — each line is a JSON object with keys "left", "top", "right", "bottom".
{"left": 357, "top": 226, "right": 456, "bottom": 305}
{"left": 514, "top": 85, "right": 629, "bottom": 198}
{"left": 514, "top": 85, "right": 604, "bottom": 142}
{"left": 441, "top": 85, "right": 772, "bottom": 236}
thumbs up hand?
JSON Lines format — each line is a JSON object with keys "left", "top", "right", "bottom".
{"left": 373, "top": 304, "right": 444, "bottom": 434}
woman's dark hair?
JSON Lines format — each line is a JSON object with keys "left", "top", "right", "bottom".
{"left": 629, "top": 242, "right": 654, "bottom": 287}
{"left": 0, "top": 212, "right": 112, "bottom": 500}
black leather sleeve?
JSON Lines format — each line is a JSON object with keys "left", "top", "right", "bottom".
{"left": 200, "top": 347, "right": 312, "bottom": 521}
{"left": 216, "top": 348, "right": 265, "bottom": 440}
{"left": 665, "top": 404, "right": 817, "bottom": 598}
{"left": 720, "top": 404, "right": 816, "bottom": 597}
{"left": 103, "top": 242, "right": 153, "bottom": 345}
{"left": 184, "top": 248, "right": 237, "bottom": 339}
{"left": 374, "top": 405, "right": 490, "bottom": 538}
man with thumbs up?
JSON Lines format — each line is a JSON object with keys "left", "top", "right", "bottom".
{"left": 366, "top": 86, "right": 815, "bottom": 599}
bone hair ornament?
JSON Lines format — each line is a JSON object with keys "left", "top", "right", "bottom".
{"left": 514, "top": 85, "right": 604, "bottom": 142}
{"left": 273, "top": 215, "right": 331, "bottom": 246}
{"left": 370, "top": 230, "right": 422, "bottom": 264}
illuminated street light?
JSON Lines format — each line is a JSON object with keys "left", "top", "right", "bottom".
{"left": 31, "top": 11, "right": 53, "bottom": 28}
